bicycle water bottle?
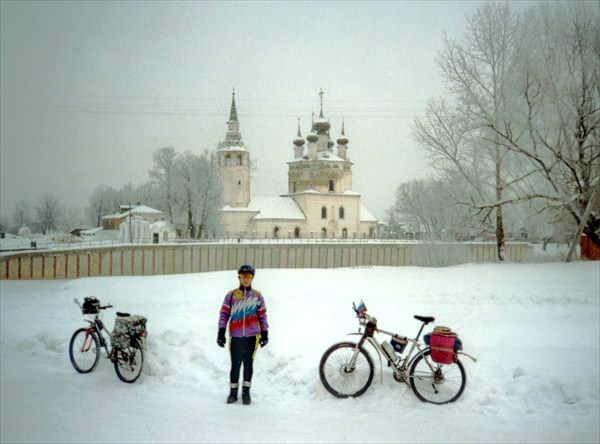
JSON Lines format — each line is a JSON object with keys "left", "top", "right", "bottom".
{"left": 381, "top": 341, "right": 397, "bottom": 362}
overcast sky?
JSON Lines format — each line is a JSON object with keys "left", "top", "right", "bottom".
{"left": 1, "top": 0, "right": 540, "bottom": 222}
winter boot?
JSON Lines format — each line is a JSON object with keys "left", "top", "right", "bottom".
{"left": 242, "top": 384, "right": 251, "bottom": 405}
{"left": 226, "top": 384, "right": 238, "bottom": 404}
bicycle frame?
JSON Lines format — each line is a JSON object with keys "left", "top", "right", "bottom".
{"left": 81, "top": 316, "right": 111, "bottom": 356}
{"left": 74, "top": 298, "right": 113, "bottom": 359}
{"left": 346, "top": 303, "right": 476, "bottom": 385}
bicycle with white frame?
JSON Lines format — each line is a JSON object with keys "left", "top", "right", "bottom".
{"left": 319, "top": 301, "right": 476, "bottom": 404}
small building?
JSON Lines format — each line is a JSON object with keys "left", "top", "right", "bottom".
{"left": 101, "top": 205, "right": 164, "bottom": 231}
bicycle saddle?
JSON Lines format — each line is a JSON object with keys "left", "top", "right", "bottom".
{"left": 414, "top": 315, "right": 435, "bottom": 324}
{"left": 116, "top": 312, "right": 131, "bottom": 317}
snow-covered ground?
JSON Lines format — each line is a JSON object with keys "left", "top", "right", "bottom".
{"left": 1, "top": 261, "right": 599, "bottom": 443}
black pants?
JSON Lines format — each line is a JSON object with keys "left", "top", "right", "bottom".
{"left": 229, "top": 336, "right": 259, "bottom": 386}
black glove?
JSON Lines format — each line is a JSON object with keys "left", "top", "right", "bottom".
{"left": 217, "top": 328, "right": 226, "bottom": 348}
{"left": 259, "top": 330, "right": 269, "bottom": 347}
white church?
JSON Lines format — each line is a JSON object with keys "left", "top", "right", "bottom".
{"left": 218, "top": 90, "right": 378, "bottom": 240}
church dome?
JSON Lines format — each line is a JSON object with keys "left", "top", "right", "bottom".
{"left": 306, "top": 130, "right": 318, "bottom": 143}
{"left": 314, "top": 117, "right": 330, "bottom": 133}
{"left": 293, "top": 118, "right": 305, "bottom": 146}
{"left": 337, "top": 121, "right": 348, "bottom": 145}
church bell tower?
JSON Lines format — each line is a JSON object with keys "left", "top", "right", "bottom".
{"left": 217, "top": 89, "right": 251, "bottom": 208}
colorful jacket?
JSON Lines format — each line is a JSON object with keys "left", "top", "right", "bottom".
{"left": 218, "top": 286, "right": 268, "bottom": 338}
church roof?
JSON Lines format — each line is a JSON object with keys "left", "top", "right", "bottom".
{"left": 287, "top": 150, "right": 350, "bottom": 164}
{"left": 360, "top": 205, "right": 377, "bottom": 222}
{"left": 221, "top": 196, "right": 306, "bottom": 221}
{"left": 222, "top": 194, "right": 377, "bottom": 223}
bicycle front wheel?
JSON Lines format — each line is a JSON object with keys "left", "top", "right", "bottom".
{"left": 113, "top": 339, "right": 144, "bottom": 383}
{"left": 319, "top": 341, "right": 374, "bottom": 398}
{"left": 69, "top": 328, "right": 100, "bottom": 373}
{"left": 409, "top": 349, "right": 466, "bottom": 404}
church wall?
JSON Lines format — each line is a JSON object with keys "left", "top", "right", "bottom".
{"left": 220, "top": 211, "right": 257, "bottom": 238}
{"left": 292, "top": 193, "right": 365, "bottom": 239}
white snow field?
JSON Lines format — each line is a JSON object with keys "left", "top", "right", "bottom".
{"left": 1, "top": 261, "right": 599, "bottom": 443}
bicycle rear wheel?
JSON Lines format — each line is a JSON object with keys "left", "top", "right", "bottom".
{"left": 69, "top": 328, "right": 100, "bottom": 373}
{"left": 409, "top": 349, "right": 466, "bottom": 404}
{"left": 113, "top": 339, "right": 144, "bottom": 383}
{"left": 319, "top": 341, "right": 374, "bottom": 398}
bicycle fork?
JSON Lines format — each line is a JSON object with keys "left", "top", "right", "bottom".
{"left": 80, "top": 329, "right": 95, "bottom": 353}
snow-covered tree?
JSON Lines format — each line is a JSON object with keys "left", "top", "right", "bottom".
{"left": 149, "top": 147, "right": 178, "bottom": 223}
{"left": 493, "top": 2, "right": 600, "bottom": 252}
{"left": 413, "top": 2, "right": 524, "bottom": 260}
{"left": 12, "top": 199, "right": 33, "bottom": 231}
{"left": 34, "top": 194, "right": 64, "bottom": 234}
{"left": 172, "top": 150, "right": 221, "bottom": 239}
{"left": 88, "top": 185, "right": 118, "bottom": 227}
{"left": 388, "top": 177, "right": 481, "bottom": 241}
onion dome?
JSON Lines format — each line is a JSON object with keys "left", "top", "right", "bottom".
{"left": 293, "top": 118, "right": 305, "bottom": 146}
{"left": 306, "top": 113, "right": 318, "bottom": 142}
{"left": 314, "top": 117, "right": 330, "bottom": 133}
{"left": 314, "top": 88, "right": 331, "bottom": 133}
{"left": 337, "top": 120, "right": 349, "bottom": 145}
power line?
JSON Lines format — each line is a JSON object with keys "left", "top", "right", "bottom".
{"left": 1, "top": 93, "right": 429, "bottom": 119}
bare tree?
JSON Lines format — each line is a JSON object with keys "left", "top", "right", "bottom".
{"left": 34, "top": 194, "right": 63, "bottom": 234}
{"left": 12, "top": 199, "right": 33, "bottom": 231}
{"left": 88, "top": 185, "right": 119, "bottom": 227}
{"left": 390, "top": 177, "right": 482, "bottom": 241}
{"left": 172, "top": 150, "right": 221, "bottom": 239}
{"left": 414, "top": 2, "right": 524, "bottom": 260}
{"left": 492, "top": 2, "right": 600, "bottom": 252}
{"left": 149, "top": 147, "right": 177, "bottom": 223}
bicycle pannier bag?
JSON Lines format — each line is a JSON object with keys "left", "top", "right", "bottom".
{"left": 429, "top": 335, "right": 456, "bottom": 364}
{"left": 111, "top": 315, "right": 147, "bottom": 349}
{"left": 391, "top": 335, "right": 408, "bottom": 353}
{"left": 424, "top": 326, "right": 462, "bottom": 364}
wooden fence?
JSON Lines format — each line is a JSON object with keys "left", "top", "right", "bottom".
{"left": 0, "top": 242, "right": 532, "bottom": 280}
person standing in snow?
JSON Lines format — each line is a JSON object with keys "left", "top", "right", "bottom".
{"left": 217, "top": 264, "right": 269, "bottom": 405}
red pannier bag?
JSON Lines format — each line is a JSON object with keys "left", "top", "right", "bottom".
{"left": 426, "top": 326, "right": 459, "bottom": 364}
{"left": 429, "top": 334, "right": 456, "bottom": 364}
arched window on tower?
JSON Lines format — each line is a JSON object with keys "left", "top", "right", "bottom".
{"left": 236, "top": 155, "right": 242, "bottom": 166}
{"left": 329, "top": 180, "right": 334, "bottom": 192}
{"left": 225, "top": 155, "right": 232, "bottom": 166}
{"left": 294, "top": 227, "right": 300, "bottom": 239}
{"left": 339, "top": 207, "right": 345, "bottom": 219}
{"left": 321, "top": 206, "right": 327, "bottom": 219}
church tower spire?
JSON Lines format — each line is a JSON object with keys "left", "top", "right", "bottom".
{"left": 229, "top": 88, "right": 239, "bottom": 122}
{"left": 217, "top": 89, "right": 250, "bottom": 208}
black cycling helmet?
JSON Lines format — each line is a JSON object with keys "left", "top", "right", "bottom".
{"left": 238, "top": 264, "right": 255, "bottom": 277}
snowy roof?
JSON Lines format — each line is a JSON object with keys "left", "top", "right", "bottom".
{"left": 150, "top": 220, "right": 174, "bottom": 230}
{"left": 286, "top": 189, "right": 361, "bottom": 197}
{"left": 221, "top": 196, "right": 306, "bottom": 221}
{"left": 216, "top": 144, "right": 247, "bottom": 152}
{"left": 222, "top": 194, "right": 377, "bottom": 222}
{"left": 360, "top": 205, "right": 377, "bottom": 222}
{"left": 102, "top": 205, "right": 163, "bottom": 219}
{"left": 288, "top": 151, "right": 350, "bottom": 163}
